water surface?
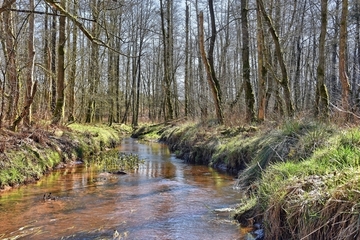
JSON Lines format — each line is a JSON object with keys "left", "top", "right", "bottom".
{"left": 0, "top": 138, "right": 244, "bottom": 239}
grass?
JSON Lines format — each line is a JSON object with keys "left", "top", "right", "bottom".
{"left": 0, "top": 123, "right": 126, "bottom": 189}
{"left": 239, "top": 127, "right": 360, "bottom": 239}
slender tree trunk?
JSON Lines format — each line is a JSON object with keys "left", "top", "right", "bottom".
{"left": 330, "top": 0, "right": 340, "bottom": 101}
{"left": 241, "top": 0, "right": 256, "bottom": 122}
{"left": 257, "top": 0, "right": 294, "bottom": 117}
{"left": 198, "top": 3, "right": 224, "bottom": 124}
{"left": 160, "top": 0, "right": 174, "bottom": 121}
{"left": 67, "top": 0, "right": 78, "bottom": 122}
{"left": 51, "top": 11, "right": 57, "bottom": 114}
{"left": 85, "top": 0, "right": 100, "bottom": 123}
{"left": 11, "top": 0, "right": 38, "bottom": 130}
{"left": 354, "top": 0, "right": 360, "bottom": 111}
{"left": 52, "top": 0, "right": 66, "bottom": 124}
{"left": 2, "top": 0, "right": 19, "bottom": 123}
{"left": 184, "top": 3, "right": 190, "bottom": 117}
{"left": 315, "top": 0, "right": 330, "bottom": 119}
{"left": 256, "top": 2, "right": 267, "bottom": 121}
{"left": 339, "top": 0, "right": 350, "bottom": 119}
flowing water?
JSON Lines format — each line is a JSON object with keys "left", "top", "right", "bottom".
{"left": 0, "top": 138, "right": 245, "bottom": 240}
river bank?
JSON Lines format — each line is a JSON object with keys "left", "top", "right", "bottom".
{"left": 133, "top": 119, "right": 360, "bottom": 239}
{"left": 0, "top": 123, "right": 131, "bottom": 191}
{"left": 2, "top": 119, "right": 359, "bottom": 239}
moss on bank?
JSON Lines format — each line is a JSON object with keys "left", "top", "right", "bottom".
{"left": 0, "top": 124, "right": 129, "bottom": 190}
{"left": 133, "top": 120, "right": 360, "bottom": 239}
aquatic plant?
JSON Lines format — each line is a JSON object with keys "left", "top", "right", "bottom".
{"left": 92, "top": 150, "right": 145, "bottom": 173}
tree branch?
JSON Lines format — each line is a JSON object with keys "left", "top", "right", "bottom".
{"left": 0, "top": 0, "right": 15, "bottom": 14}
{"left": 43, "top": 0, "right": 135, "bottom": 58}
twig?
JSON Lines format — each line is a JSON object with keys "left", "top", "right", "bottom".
{"left": 330, "top": 102, "right": 360, "bottom": 119}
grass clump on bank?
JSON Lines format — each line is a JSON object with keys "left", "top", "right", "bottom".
{"left": 0, "top": 124, "right": 126, "bottom": 190}
{"left": 240, "top": 127, "right": 360, "bottom": 239}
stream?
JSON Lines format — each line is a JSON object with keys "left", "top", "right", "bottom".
{"left": 0, "top": 138, "right": 245, "bottom": 240}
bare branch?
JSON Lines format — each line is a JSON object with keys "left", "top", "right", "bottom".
{"left": 43, "top": 0, "right": 135, "bottom": 57}
{"left": 0, "top": 0, "right": 15, "bottom": 14}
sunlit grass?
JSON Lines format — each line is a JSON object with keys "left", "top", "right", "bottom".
{"left": 0, "top": 123, "right": 124, "bottom": 189}
{"left": 240, "top": 127, "right": 360, "bottom": 239}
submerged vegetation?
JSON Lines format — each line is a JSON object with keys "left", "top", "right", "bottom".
{"left": 134, "top": 119, "right": 360, "bottom": 239}
{"left": 92, "top": 150, "right": 145, "bottom": 173}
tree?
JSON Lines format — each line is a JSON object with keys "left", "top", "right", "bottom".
{"left": 52, "top": 0, "right": 66, "bottom": 124}
{"left": 67, "top": 0, "right": 78, "bottom": 122}
{"left": 339, "top": 0, "right": 350, "bottom": 119}
{"left": 257, "top": 0, "right": 294, "bottom": 117}
{"left": 160, "top": 0, "right": 174, "bottom": 121}
{"left": 198, "top": 0, "right": 224, "bottom": 124}
{"left": 11, "top": 0, "right": 38, "bottom": 130}
{"left": 256, "top": 0, "right": 267, "bottom": 122}
{"left": 1, "top": 0, "right": 19, "bottom": 125}
{"left": 241, "top": 0, "right": 255, "bottom": 122}
{"left": 184, "top": 2, "right": 190, "bottom": 118}
{"left": 85, "top": 0, "right": 101, "bottom": 123}
{"left": 315, "top": 0, "right": 330, "bottom": 119}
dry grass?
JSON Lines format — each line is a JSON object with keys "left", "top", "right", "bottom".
{"left": 264, "top": 171, "right": 360, "bottom": 240}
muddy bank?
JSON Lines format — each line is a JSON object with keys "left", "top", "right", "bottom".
{"left": 0, "top": 124, "right": 130, "bottom": 191}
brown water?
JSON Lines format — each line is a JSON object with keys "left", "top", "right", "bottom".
{"left": 0, "top": 138, "right": 244, "bottom": 240}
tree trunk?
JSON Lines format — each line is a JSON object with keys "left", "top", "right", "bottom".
{"left": 241, "top": 0, "right": 256, "bottom": 122}
{"left": 256, "top": 1, "right": 267, "bottom": 122}
{"left": 315, "top": 0, "right": 330, "bottom": 119}
{"left": 2, "top": 0, "right": 19, "bottom": 123}
{"left": 51, "top": 11, "right": 57, "bottom": 114}
{"left": 257, "top": 0, "right": 294, "bottom": 117}
{"left": 11, "top": 0, "right": 37, "bottom": 131}
{"left": 67, "top": 0, "right": 78, "bottom": 122}
{"left": 198, "top": 5, "right": 224, "bottom": 124}
{"left": 160, "top": 0, "right": 174, "bottom": 121}
{"left": 339, "top": 0, "right": 350, "bottom": 119}
{"left": 184, "top": 3, "right": 190, "bottom": 117}
{"left": 85, "top": 0, "right": 100, "bottom": 123}
{"left": 52, "top": 0, "right": 66, "bottom": 124}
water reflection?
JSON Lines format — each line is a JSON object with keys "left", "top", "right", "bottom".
{"left": 0, "top": 138, "right": 242, "bottom": 240}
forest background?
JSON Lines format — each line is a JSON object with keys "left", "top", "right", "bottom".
{"left": 0, "top": 0, "right": 358, "bottom": 130}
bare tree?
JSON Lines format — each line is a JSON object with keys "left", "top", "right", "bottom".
{"left": 67, "top": 0, "right": 78, "bottom": 122}
{"left": 315, "top": 0, "right": 330, "bottom": 120}
{"left": 160, "top": 0, "right": 174, "bottom": 121}
{"left": 339, "top": 0, "right": 350, "bottom": 119}
{"left": 256, "top": 0, "right": 267, "bottom": 122}
{"left": 52, "top": 0, "right": 66, "bottom": 124}
{"left": 198, "top": 0, "right": 224, "bottom": 124}
{"left": 11, "top": 0, "right": 38, "bottom": 130}
{"left": 241, "top": 0, "right": 255, "bottom": 122}
{"left": 1, "top": 0, "right": 19, "bottom": 124}
{"left": 257, "top": 0, "right": 294, "bottom": 117}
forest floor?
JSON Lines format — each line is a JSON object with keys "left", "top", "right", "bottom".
{"left": 0, "top": 123, "right": 132, "bottom": 191}
{"left": 132, "top": 119, "right": 360, "bottom": 240}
